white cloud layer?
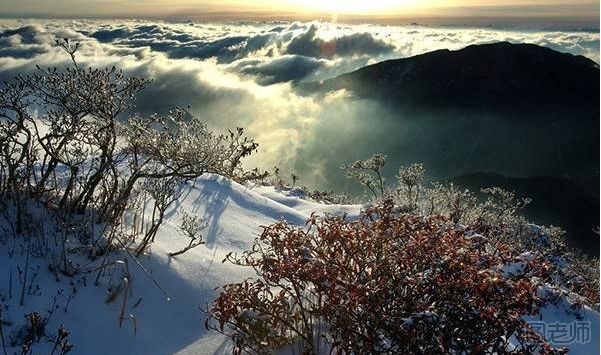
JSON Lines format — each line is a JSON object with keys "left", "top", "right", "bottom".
{"left": 0, "top": 18, "right": 598, "bottom": 188}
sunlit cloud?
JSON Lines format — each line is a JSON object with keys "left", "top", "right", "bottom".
{"left": 0, "top": 19, "right": 598, "bottom": 188}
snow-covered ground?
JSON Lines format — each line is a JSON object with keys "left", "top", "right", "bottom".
{"left": 0, "top": 175, "right": 360, "bottom": 354}
{"left": 0, "top": 175, "right": 597, "bottom": 354}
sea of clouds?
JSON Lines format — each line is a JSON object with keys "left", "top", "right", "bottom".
{"left": 0, "top": 18, "right": 598, "bottom": 189}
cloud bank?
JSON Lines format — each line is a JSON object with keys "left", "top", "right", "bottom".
{"left": 0, "top": 18, "right": 598, "bottom": 189}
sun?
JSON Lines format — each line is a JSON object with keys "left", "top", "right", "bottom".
{"left": 287, "top": 0, "right": 417, "bottom": 14}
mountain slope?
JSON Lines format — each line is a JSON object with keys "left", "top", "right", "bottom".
{"left": 307, "top": 42, "right": 600, "bottom": 112}
{"left": 0, "top": 175, "right": 598, "bottom": 354}
{"left": 0, "top": 175, "right": 361, "bottom": 355}
{"left": 450, "top": 172, "right": 600, "bottom": 256}
{"left": 300, "top": 42, "right": 599, "bottom": 237}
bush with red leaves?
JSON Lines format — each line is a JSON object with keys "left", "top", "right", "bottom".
{"left": 206, "top": 200, "right": 566, "bottom": 354}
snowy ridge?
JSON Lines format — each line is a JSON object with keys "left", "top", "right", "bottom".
{"left": 0, "top": 174, "right": 361, "bottom": 355}
{"left": 0, "top": 174, "right": 598, "bottom": 354}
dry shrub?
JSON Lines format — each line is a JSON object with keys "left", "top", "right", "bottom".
{"left": 207, "top": 200, "right": 566, "bottom": 354}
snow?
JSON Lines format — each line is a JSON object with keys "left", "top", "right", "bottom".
{"left": 500, "top": 252, "right": 535, "bottom": 276}
{"left": 0, "top": 174, "right": 597, "bottom": 354}
{"left": 0, "top": 174, "right": 361, "bottom": 354}
{"left": 249, "top": 184, "right": 359, "bottom": 217}
{"left": 528, "top": 288, "right": 600, "bottom": 353}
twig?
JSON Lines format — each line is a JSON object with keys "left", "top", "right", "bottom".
{"left": 20, "top": 240, "right": 30, "bottom": 306}
{"left": 118, "top": 275, "right": 129, "bottom": 328}
{"left": 0, "top": 308, "right": 8, "bottom": 355}
{"left": 114, "top": 235, "right": 170, "bottom": 300}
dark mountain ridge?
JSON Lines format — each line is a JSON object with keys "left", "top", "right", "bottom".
{"left": 302, "top": 42, "right": 599, "bottom": 190}
{"left": 300, "top": 42, "right": 599, "bottom": 253}
{"left": 306, "top": 41, "right": 599, "bottom": 113}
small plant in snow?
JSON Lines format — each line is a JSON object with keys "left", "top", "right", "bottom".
{"left": 8, "top": 310, "right": 73, "bottom": 355}
{"left": 290, "top": 172, "right": 299, "bottom": 189}
{"left": 134, "top": 177, "right": 184, "bottom": 257}
{"left": 342, "top": 153, "right": 387, "bottom": 198}
{"left": 395, "top": 162, "right": 425, "bottom": 210}
{"left": 268, "top": 167, "right": 286, "bottom": 188}
{"left": 169, "top": 211, "right": 206, "bottom": 257}
{"left": 49, "top": 325, "right": 74, "bottom": 355}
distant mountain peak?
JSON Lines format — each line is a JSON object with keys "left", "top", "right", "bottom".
{"left": 306, "top": 42, "right": 600, "bottom": 111}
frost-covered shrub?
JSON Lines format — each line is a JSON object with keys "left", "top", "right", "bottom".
{"left": 344, "top": 155, "right": 599, "bottom": 304}
{"left": 304, "top": 189, "right": 357, "bottom": 205}
{"left": 0, "top": 38, "right": 268, "bottom": 330}
{"left": 0, "top": 40, "right": 260, "bottom": 255}
{"left": 342, "top": 153, "right": 387, "bottom": 198}
{"left": 207, "top": 200, "right": 565, "bottom": 354}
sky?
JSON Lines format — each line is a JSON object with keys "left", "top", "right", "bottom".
{"left": 0, "top": 0, "right": 599, "bottom": 26}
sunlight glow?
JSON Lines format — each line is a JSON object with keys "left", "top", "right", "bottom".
{"left": 286, "top": 0, "right": 420, "bottom": 14}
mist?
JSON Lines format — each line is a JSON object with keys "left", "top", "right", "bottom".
{"left": 0, "top": 18, "right": 598, "bottom": 193}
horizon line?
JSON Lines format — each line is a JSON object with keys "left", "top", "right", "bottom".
{"left": 0, "top": 13, "right": 599, "bottom": 29}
